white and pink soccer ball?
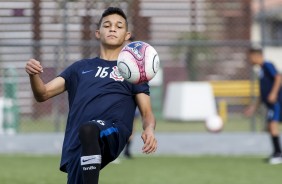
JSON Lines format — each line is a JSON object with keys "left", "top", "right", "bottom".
{"left": 205, "top": 115, "right": 224, "bottom": 133}
{"left": 117, "top": 41, "right": 160, "bottom": 84}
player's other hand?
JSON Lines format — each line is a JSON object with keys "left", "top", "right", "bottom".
{"left": 244, "top": 105, "right": 256, "bottom": 117}
{"left": 141, "top": 127, "right": 157, "bottom": 154}
{"left": 25, "top": 59, "right": 43, "bottom": 75}
{"left": 268, "top": 92, "right": 277, "bottom": 104}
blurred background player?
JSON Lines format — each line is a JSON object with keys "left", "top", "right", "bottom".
{"left": 244, "top": 47, "right": 282, "bottom": 165}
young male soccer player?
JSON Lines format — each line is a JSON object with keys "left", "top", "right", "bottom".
{"left": 244, "top": 47, "right": 282, "bottom": 164}
{"left": 25, "top": 7, "right": 157, "bottom": 183}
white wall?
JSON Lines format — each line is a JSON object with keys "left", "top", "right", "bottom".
{"left": 251, "top": 23, "right": 282, "bottom": 73}
{"left": 163, "top": 82, "right": 217, "bottom": 121}
{"left": 264, "top": 47, "right": 282, "bottom": 73}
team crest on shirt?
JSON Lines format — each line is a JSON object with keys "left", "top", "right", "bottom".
{"left": 110, "top": 66, "right": 124, "bottom": 82}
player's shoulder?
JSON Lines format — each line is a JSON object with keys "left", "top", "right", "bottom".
{"left": 264, "top": 61, "right": 278, "bottom": 70}
{"left": 263, "top": 60, "right": 275, "bottom": 67}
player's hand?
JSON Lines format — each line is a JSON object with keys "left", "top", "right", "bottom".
{"left": 25, "top": 59, "right": 43, "bottom": 75}
{"left": 268, "top": 93, "right": 277, "bottom": 104}
{"left": 141, "top": 127, "right": 157, "bottom": 154}
{"left": 244, "top": 105, "right": 256, "bottom": 117}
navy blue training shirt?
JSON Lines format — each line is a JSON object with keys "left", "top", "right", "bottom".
{"left": 58, "top": 57, "right": 150, "bottom": 172}
{"left": 259, "top": 61, "right": 282, "bottom": 105}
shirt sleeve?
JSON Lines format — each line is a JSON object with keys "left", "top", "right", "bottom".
{"left": 265, "top": 62, "right": 278, "bottom": 78}
{"left": 132, "top": 82, "right": 150, "bottom": 96}
{"left": 58, "top": 62, "right": 80, "bottom": 91}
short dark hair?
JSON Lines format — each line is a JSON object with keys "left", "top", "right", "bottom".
{"left": 128, "top": 35, "right": 135, "bottom": 41}
{"left": 248, "top": 46, "right": 263, "bottom": 54}
{"left": 97, "top": 7, "right": 128, "bottom": 28}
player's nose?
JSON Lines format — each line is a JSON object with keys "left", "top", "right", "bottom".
{"left": 109, "top": 25, "right": 116, "bottom": 32}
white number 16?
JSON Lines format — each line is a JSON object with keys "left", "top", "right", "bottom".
{"left": 95, "top": 66, "right": 110, "bottom": 78}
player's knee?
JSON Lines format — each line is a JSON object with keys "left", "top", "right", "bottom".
{"left": 79, "top": 123, "right": 100, "bottom": 143}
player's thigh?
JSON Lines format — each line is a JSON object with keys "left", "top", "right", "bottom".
{"left": 267, "top": 103, "right": 281, "bottom": 122}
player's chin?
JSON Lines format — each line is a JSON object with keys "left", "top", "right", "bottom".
{"left": 105, "top": 39, "right": 123, "bottom": 47}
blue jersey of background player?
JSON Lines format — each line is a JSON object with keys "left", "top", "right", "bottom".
{"left": 25, "top": 7, "right": 157, "bottom": 184}
{"left": 259, "top": 61, "right": 282, "bottom": 121}
{"left": 245, "top": 47, "right": 282, "bottom": 165}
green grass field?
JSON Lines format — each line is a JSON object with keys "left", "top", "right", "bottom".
{"left": 0, "top": 154, "right": 281, "bottom": 184}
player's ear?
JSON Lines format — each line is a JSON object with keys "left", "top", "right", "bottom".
{"left": 124, "top": 32, "right": 131, "bottom": 41}
{"left": 95, "top": 30, "right": 101, "bottom": 39}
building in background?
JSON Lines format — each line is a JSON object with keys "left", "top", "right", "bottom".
{"left": 252, "top": 0, "right": 282, "bottom": 72}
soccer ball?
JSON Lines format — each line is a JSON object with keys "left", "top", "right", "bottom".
{"left": 117, "top": 41, "right": 160, "bottom": 84}
{"left": 205, "top": 115, "right": 224, "bottom": 133}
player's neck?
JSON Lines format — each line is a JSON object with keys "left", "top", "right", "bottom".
{"left": 99, "top": 46, "right": 122, "bottom": 61}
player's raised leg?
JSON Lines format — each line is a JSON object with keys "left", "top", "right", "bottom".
{"left": 79, "top": 123, "right": 102, "bottom": 184}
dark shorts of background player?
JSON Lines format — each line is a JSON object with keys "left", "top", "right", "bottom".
{"left": 266, "top": 102, "right": 282, "bottom": 123}
{"left": 66, "top": 120, "right": 131, "bottom": 184}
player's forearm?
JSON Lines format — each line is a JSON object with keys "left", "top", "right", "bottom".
{"left": 142, "top": 112, "right": 156, "bottom": 131}
{"left": 29, "top": 74, "right": 48, "bottom": 102}
{"left": 254, "top": 98, "right": 261, "bottom": 111}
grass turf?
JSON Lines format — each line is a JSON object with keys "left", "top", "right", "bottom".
{"left": 0, "top": 154, "right": 281, "bottom": 184}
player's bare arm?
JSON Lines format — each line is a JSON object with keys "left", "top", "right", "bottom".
{"left": 136, "top": 93, "right": 157, "bottom": 154}
{"left": 25, "top": 58, "right": 66, "bottom": 102}
{"left": 244, "top": 98, "right": 261, "bottom": 117}
{"left": 268, "top": 74, "right": 282, "bottom": 104}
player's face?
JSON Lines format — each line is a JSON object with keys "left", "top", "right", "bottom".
{"left": 248, "top": 53, "right": 262, "bottom": 65}
{"left": 95, "top": 14, "right": 131, "bottom": 47}
{"left": 248, "top": 53, "right": 256, "bottom": 65}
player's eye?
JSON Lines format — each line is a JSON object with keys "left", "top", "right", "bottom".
{"left": 117, "top": 23, "right": 124, "bottom": 29}
{"left": 103, "top": 23, "right": 110, "bottom": 28}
